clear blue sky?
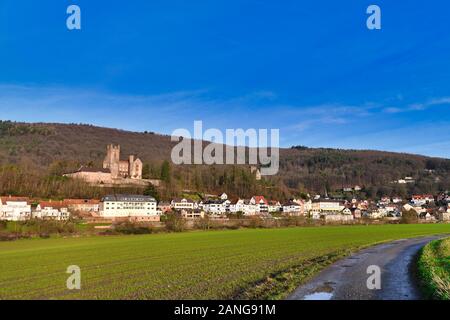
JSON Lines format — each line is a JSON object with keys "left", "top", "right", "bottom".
{"left": 1, "top": 1, "right": 450, "bottom": 157}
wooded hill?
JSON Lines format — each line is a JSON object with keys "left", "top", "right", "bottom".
{"left": 1, "top": 120, "right": 449, "bottom": 200}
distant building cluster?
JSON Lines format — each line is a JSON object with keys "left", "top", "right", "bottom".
{"left": 0, "top": 196, "right": 99, "bottom": 221}
{"left": 0, "top": 195, "right": 158, "bottom": 222}
{"left": 2, "top": 191, "right": 450, "bottom": 223}
{"left": 161, "top": 192, "right": 450, "bottom": 222}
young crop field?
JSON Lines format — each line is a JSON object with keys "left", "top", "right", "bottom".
{"left": 0, "top": 224, "right": 449, "bottom": 299}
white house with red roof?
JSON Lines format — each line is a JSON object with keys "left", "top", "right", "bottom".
{"left": 35, "top": 200, "right": 70, "bottom": 220}
{"left": 411, "top": 194, "right": 434, "bottom": 206}
{"left": 250, "top": 196, "right": 269, "bottom": 213}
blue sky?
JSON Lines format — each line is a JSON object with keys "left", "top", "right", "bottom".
{"left": 1, "top": 1, "right": 450, "bottom": 157}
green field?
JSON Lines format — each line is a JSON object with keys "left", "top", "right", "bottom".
{"left": 418, "top": 237, "right": 450, "bottom": 299}
{"left": 0, "top": 224, "right": 449, "bottom": 299}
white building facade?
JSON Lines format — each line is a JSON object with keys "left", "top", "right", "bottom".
{"left": 100, "top": 195, "right": 158, "bottom": 218}
{"left": 171, "top": 198, "right": 196, "bottom": 210}
{"left": 34, "top": 203, "right": 70, "bottom": 221}
{"left": 203, "top": 200, "right": 228, "bottom": 214}
{"left": 0, "top": 197, "right": 32, "bottom": 221}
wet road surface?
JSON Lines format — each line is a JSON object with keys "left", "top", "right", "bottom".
{"left": 288, "top": 235, "right": 447, "bottom": 300}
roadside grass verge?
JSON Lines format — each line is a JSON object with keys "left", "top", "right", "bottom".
{"left": 417, "top": 237, "right": 450, "bottom": 300}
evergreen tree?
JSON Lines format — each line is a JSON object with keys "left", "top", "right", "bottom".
{"left": 160, "top": 160, "right": 171, "bottom": 184}
{"left": 143, "top": 183, "right": 160, "bottom": 202}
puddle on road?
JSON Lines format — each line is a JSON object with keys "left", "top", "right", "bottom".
{"left": 303, "top": 282, "right": 334, "bottom": 300}
{"left": 303, "top": 292, "right": 333, "bottom": 300}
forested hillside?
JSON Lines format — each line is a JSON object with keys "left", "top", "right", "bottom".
{"left": 1, "top": 120, "right": 449, "bottom": 200}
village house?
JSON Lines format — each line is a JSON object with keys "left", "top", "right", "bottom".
{"left": 228, "top": 199, "right": 242, "bottom": 213}
{"left": 397, "top": 176, "right": 415, "bottom": 184}
{"left": 34, "top": 201, "right": 70, "bottom": 221}
{"left": 203, "top": 199, "right": 228, "bottom": 214}
{"left": 343, "top": 208, "right": 352, "bottom": 215}
{"left": 290, "top": 198, "right": 306, "bottom": 215}
{"left": 219, "top": 193, "right": 228, "bottom": 200}
{"left": 268, "top": 200, "right": 282, "bottom": 213}
{"left": 385, "top": 204, "right": 399, "bottom": 213}
{"left": 157, "top": 201, "right": 172, "bottom": 214}
{"left": 346, "top": 202, "right": 362, "bottom": 218}
{"left": 420, "top": 210, "right": 436, "bottom": 221}
{"left": 99, "top": 194, "right": 159, "bottom": 220}
{"left": 402, "top": 203, "right": 414, "bottom": 212}
{"left": 380, "top": 196, "right": 391, "bottom": 205}
{"left": 342, "top": 185, "right": 362, "bottom": 192}
{"left": 0, "top": 196, "right": 32, "bottom": 221}
{"left": 404, "top": 177, "right": 415, "bottom": 183}
{"left": 403, "top": 203, "right": 425, "bottom": 216}
{"left": 250, "top": 196, "right": 269, "bottom": 213}
{"left": 356, "top": 200, "right": 370, "bottom": 211}
{"left": 439, "top": 210, "right": 450, "bottom": 221}
{"left": 411, "top": 194, "right": 434, "bottom": 206}
{"left": 369, "top": 207, "right": 388, "bottom": 219}
{"left": 242, "top": 200, "right": 258, "bottom": 215}
{"left": 392, "top": 196, "right": 403, "bottom": 204}
{"left": 181, "top": 209, "right": 204, "bottom": 219}
{"left": 171, "top": 198, "right": 196, "bottom": 211}
{"left": 294, "top": 198, "right": 313, "bottom": 214}
{"left": 63, "top": 199, "right": 100, "bottom": 213}
{"left": 304, "top": 199, "right": 313, "bottom": 212}
{"left": 282, "top": 201, "right": 302, "bottom": 215}
{"left": 312, "top": 199, "right": 345, "bottom": 213}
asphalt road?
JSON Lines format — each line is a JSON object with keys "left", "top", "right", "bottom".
{"left": 288, "top": 235, "right": 446, "bottom": 300}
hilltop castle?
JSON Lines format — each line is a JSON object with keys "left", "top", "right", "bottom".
{"left": 64, "top": 144, "right": 158, "bottom": 186}
{"left": 103, "top": 144, "right": 142, "bottom": 179}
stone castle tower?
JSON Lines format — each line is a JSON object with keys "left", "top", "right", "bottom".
{"left": 103, "top": 144, "right": 121, "bottom": 178}
{"left": 103, "top": 144, "right": 142, "bottom": 179}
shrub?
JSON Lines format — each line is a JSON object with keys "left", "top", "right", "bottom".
{"left": 246, "top": 216, "right": 266, "bottom": 228}
{"left": 113, "top": 222, "right": 153, "bottom": 235}
{"left": 164, "top": 213, "right": 186, "bottom": 232}
{"left": 400, "top": 210, "right": 419, "bottom": 224}
{"left": 193, "top": 216, "right": 213, "bottom": 230}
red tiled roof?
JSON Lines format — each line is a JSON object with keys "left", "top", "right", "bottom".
{"left": 252, "top": 196, "right": 268, "bottom": 205}
{"left": 412, "top": 194, "right": 434, "bottom": 199}
{"left": 63, "top": 199, "right": 100, "bottom": 205}
{"left": 1, "top": 196, "right": 30, "bottom": 203}
{"left": 39, "top": 200, "right": 67, "bottom": 209}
